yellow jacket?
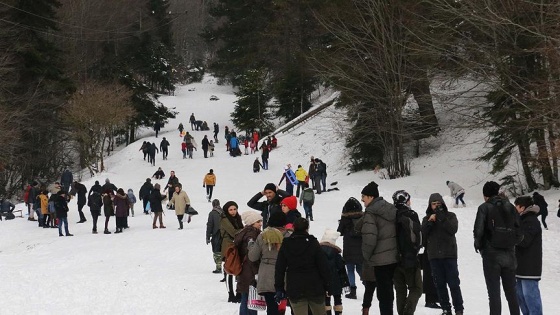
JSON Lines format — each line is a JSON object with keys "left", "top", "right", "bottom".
{"left": 295, "top": 167, "right": 308, "bottom": 181}
{"left": 203, "top": 173, "right": 216, "bottom": 186}
{"left": 39, "top": 194, "right": 49, "bottom": 215}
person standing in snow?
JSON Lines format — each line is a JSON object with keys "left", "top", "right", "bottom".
{"left": 532, "top": 192, "right": 548, "bottom": 230}
{"left": 201, "top": 135, "right": 210, "bottom": 158}
{"left": 446, "top": 181, "right": 466, "bottom": 208}
{"left": 294, "top": 165, "right": 308, "bottom": 197}
{"left": 149, "top": 143, "right": 158, "bottom": 166}
{"left": 102, "top": 190, "right": 115, "bottom": 234}
{"left": 178, "top": 123, "right": 184, "bottom": 135}
{"left": 247, "top": 183, "right": 288, "bottom": 228}
{"left": 203, "top": 169, "right": 216, "bottom": 202}
{"left": 54, "top": 190, "right": 73, "bottom": 237}
{"left": 139, "top": 178, "right": 153, "bottom": 215}
{"left": 315, "top": 158, "right": 327, "bottom": 193}
{"left": 150, "top": 183, "right": 167, "bottom": 229}
{"left": 253, "top": 157, "right": 263, "bottom": 173}
{"left": 206, "top": 199, "right": 223, "bottom": 274}
{"left": 88, "top": 190, "right": 103, "bottom": 234}
{"left": 213, "top": 123, "right": 219, "bottom": 141}
{"left": 114, "top": 188, "right": 130, "bottom": 233}
{"left": 220, "top": 201, "right": 243, "bottom": 303}
{"left": 209, "top": 140, "right": 215, "bottom": 157}
{"left": 336, "top": 197, "right": 363, "bottom": 301}
{"left": 60, "top": 168, "right": 73, "bottom": 193}
{"left": 280, "top": 195, "right": 302, "bottom": 226}
{"left": 102, "top": 179, "right": 118, "bottom": 195}
{"left": 299, "top": 182, "right": 315, "bottom": 221}
{"left": 190, "top": 113, "right": 196, "bottom": 131}
{"left": 513, "top": 196, "right": 543, "bottom": 315}
{"left": 159, "top": 137, "right": 170, "bottom": 160}
{"left": 168, "top": 183, "right": 190, "bottom": 230}
{"left": 181, "top": 141, "right": 187, "bottom": 159}
{"left": 422, "top": 193, "right": 464, "bottom": 315}
{"left": 153, "top": 121, "right": 161, "bottom": 138}
{"left": 127, "top": 189, "right": 137, "bottom": 217}
{"left": 320, "top": 229, "right": 349, "bottom": 315}
{"left": 260, "top": 143, "right": 269, "bottom": 170}
{"left": 69, "top": 181, "right": 88, "bottom": 224}
{"left": 278, "top": 164, "right": 295, "bottom": 196}
{"left": 89, "top": 180, "right": 102, "bottom": 197}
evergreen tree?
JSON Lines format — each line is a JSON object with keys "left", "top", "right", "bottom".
{"left": 231, "top": 69, "right": 273, "bottom": 133}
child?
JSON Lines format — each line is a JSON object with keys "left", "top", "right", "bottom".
{"left": 181, "top": 141, "right": 187, "bottom": 159}
{"left": 300, "top": 182, "right": 315, "bottom": 221}
{"left": 127, "top": 189, "right": 137, "bottom": 217}
{"left": 320, "top": 229, "right": 349, "bottom": 315}
{"left": 39, "top": 190, "right": 49, "bottom": 228}
{"left": 243, "top": 138, "right": 249, "bottom": 155}
{"left": 250, "top": 140, "right": 256, "bottom": 154}
{"left": 209, "top": 140, "right": 215, "bottom": 157}
{"left": 253, "top": 157, "right": 263, "bottom": 173}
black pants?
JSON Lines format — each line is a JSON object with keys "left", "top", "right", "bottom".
{"left": 363, "top": 281, "right": 377, "bottom": 308}
{"left": 482, "top": 255, "right": 520, "bottom": 315}
{"left": 91, "top": 210, "right": 99, "bottom": 231}
{"left": 203, "top": 149, "right": 208, "bottom": 158}
{"left": 143, "top": 198, "right": 149, "bottom": 213}
{"left": 162, "top": 149, "right": 168, "bottom": 160}
{"left": 374, "top": 263, "right": 397, "bottom": 315}
{"left": 206, "top": 185, "right": 214, "bottom": 199}
{"left": 430, "top": 258, "right": 464, "bottom": 312}
{"left": 541, "top": 214, "right": 547, "bottom": 229}
{"left": 104, "top": 216, "right": 111, "bottom": 230}
{"left": 420, "top": 253, "right": 439, "bottom": 304}
{"left": 77, "top": 203, "right": 87, "bottom": 222}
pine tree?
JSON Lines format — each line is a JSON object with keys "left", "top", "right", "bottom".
{"left": 231, "top": 69, "right": 273, "bottom": 134}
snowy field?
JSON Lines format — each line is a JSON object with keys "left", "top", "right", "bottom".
{"left": 1, "top": 76, "right": 559, "bottom": 314}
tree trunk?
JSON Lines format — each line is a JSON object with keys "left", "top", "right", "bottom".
{"left": 535, "top": 127, "right": 556, "bottom": 189}
{"left": 409, "top": 68, "right": 439, "bottom": 136}
{"left": 516, "top": 136, "right": 537, "bottom": 190}
{"left": 547, "top": 123, "right": 558, "bottom": 182}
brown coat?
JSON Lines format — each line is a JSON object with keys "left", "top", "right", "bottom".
{"left": 234, "top": 225, "right": 261, "bottom": 294}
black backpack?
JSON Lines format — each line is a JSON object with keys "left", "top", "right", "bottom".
{"left": 395, "top": 207, "right": 422, "bottom": 267}
{"left": 486, "top": 199, "right": 519, "bottom": 249}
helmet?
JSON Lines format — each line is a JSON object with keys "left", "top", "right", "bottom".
{"left": 392, "top": 190, "right": 411, "bottom": 205}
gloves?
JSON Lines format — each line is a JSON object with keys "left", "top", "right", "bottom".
{"left": 203, "top": 184, "right": 205, "bottom": 188}
{"left": 274, "top": 289, "right": 286, "bottom": 304}
{"left": 206, "top": 238, "right": 211, "bottom": 245}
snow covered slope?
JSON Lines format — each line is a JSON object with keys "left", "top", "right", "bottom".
{"left": 1, "top": 76, "right": 558, "bottom": 314}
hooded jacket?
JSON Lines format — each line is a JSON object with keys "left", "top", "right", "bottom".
{"left": 321, "top": 242, "right": 348, "bottom": 296}
{"left": 139, "top": 181, "right": 153, "bottom": 200}
{"left": 422, "top": 193, "right": 458, "bottom": 260}
{"left": 516, "top": 205, "right": 542, "bottom": 279}
{"left": 248, "top": 227, "right": 290, "bottom": 294}
{"left": 361, "top": 197, "right": 398, "bottom": 266}
{"left": 337, "top": 211, "right": 363, "bottom": 264}
{"left": 234, "top": 225, "right": 261, "bottom": 294}
{"left": 275, "top": 231, "right": 331, "bottom": 299}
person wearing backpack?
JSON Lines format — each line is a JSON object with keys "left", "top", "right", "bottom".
{"left": 88, "top": 190, "right": 103, "bottom": 234}
{"left": 127, "top": 189, "right": 137, "bottom": 217}
{"left": 220, "top": 201, "right": 244, "bottom": 303}
{"left": 299, "top": 183, "right": 315, "bottom": 221}
{"left": 513, "top": 196, "right": 543, "bottom": 315}
{"left": 422, "top": 193, "right": 464, "bottom": 315}
{"left": 392, "top": 190, "right": 422, "bottom": 315}
{"left": 320, "top": 229, "right": 350, "bottom": 315}
{"left": 206, "top": 199, "right": 224, "bottom": 274}
{"left": 473, "top": 181, "right": 521, "bottom": 315}
{"left": 336, "top": 197, "right": 363, "bottom": 300}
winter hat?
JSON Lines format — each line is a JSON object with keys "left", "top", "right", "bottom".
{"left": 154, "top": 183, "right": 161, "bottom": 190}
{"left": 361, "top": 181, "right": 379, "bottom": 198}
{"left": 483, "top": 181, "right": 500, "bottom": 198}
{"left": 264, "top": 183, "right": 277, "bottom": 192}
{"left": 281, "top": 196, "right": 298, "bottom": 210}
{"left": 293, "top": 217, "right": 309, "bottom": 232}
{"left": 268, "top": 211, "right": 287, "bottom": 228}
{"left": 392, "top": 190, "right": 411, "bottom": 205}
{"left": 209, "top": 169, "right": 213, "bottom": 174}
{"left": 241, "top": 210, "right": 263, "bottom": 226}
{"left": 446, "top": 181, "right": 450, "bottom": 186}
{"left": 212, "top": 199, "right": 220, "bottom": 207}
{"left": 321, "top": 229, "right": 341, "bottom": 246}
{"left": 95, "top": 180, "right": 99, "bottom": 185}
{"left": 146, "top": 178, "right": 151, "bottom": 182}
{"left": 223, "top": 201, "right": 239, "bottom": 213}
{"left": 117, "top": 188, "right": 125, "bottom": 195}
{"left": 342, "top": 197, "right": 362, "bottom": 213}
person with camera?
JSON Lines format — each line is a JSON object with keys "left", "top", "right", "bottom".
{"left": 421, "top": 193, "right": 464, "bottom": 315}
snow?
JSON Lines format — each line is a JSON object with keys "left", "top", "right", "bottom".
{"left": 2, "top": 75, "right": 558, "bottom": 314}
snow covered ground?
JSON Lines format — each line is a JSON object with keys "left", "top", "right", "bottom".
{"left": 1, "top": 76, "right": 558, "bottom": 314}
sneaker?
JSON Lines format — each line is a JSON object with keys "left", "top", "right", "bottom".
{"left": 59, "top": 234, "right": 64, "bottom": 237}
{"left": 212, "top": 269, "right": 222, "bottom": 274}
{"left": 104, "top": 230, "right": 111, "bottom": 234}
{"left": 66, "top": 234, "right": 74, "bottom": 237}
{"left": 425, "top": 303, "right": 441, "bottom": 309}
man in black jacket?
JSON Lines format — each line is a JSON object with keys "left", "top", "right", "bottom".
{"left": 159, "top": 137, "right": 170, "bottom": 160}
{"left": 275, "top": 218, "right": 330, "bottom": 315}
{"left": 139, "top": 178, "right": 153, "bottom": 214}
{"left": 165, "top": 171, "right": 180, "bottom": 201}
{"left": 54, "top": 191, "right": 73, "bottom": 237}
{"left": 247, "top": 183, "right": 287, "bottom": 228}
{"left": 513, "top": 196, "right": 543, "bottom": 314}
{"left": 473, "top": 181, "right": 520, "bottom": 315}
{"left": 70, "top": 181, "right": 88, "bottom": 223}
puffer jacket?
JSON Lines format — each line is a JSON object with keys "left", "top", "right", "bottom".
{"left": 422, "top": 193, "right": 458, "bottom": 260}
{"left": 234, "top": 225, "right": 261, "bottom": 294}
{"left": 248, "top": 227, "right": 290, "bottom": 294}
{"left": 516, "top": 205, "right": 542, "bottom": 279}
{"left": 447, "top": 181, "right": 464, "bottom": 197}
{"left": 169, "top": 189, "right": 190, "bottom": 216}
{"left": 321, "top": 243, "right": 348, "bottom": 296}
{"left": 203, "top": 173, "right": 216, "bottom": 186}
{"left": 361, "top": 197, "right": 398, "bottom": 266}
{"left": 337, "top": 212, "right": 363, "bottom": 264}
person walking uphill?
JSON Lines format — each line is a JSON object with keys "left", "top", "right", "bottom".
{"left": 513, "top": 196, "right": 543, "bottom": 315}
{"left": 160, "top": 137, "right": 170, "bottom": 160}
{"left": 275, "top": 218, "right": 331, "bottom": 315}
{"left": 139, "top": 178, "right": 153, "bottom": 215}
{"left": 422, "top": 193, "right": 464, "bottom": 315}
{"left": 168, "top": 183, "right": 190, "bottom": 230}
{"left": 247, "top": 183, "right": 288, "bottom": 228}
{"left": 220, "top": 201, "right": 244, "bottom": 303}
{"left": 235, "top": 210, "right": 263, "bottom": 315}
{"left": 88, "top": 190, "right": 103, "bottom": 234}
{"left": 149, "top": 183, "right": 167, "bottom": 229}
{"left": 165, "top": 171, "right": 179, "bottom": 201}
{"left": 473, "top": 181, "right": 521, "bottom": 315}
{"left": 446, "top": 181, "right": 466, "bottom": 208}
{"left": 202, "top": 135, "right": 210, "bottom": 158}
{"left": 203, "top": 169, "right": 216, "bottom": 202}
{"left": 102, "top": 191, "right": 115, "bottom": 234}
{"left": 206, "top": 199, "right": 223, "bottom": 274}
{"left": 359, "top": 181, "right": 399, "bottom": 315}
{"left": 336, "top": 197, "right": 363, "bottom": 300}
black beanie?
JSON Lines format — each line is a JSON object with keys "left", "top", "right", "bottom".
{"left": 483, "top": 181, "right": 500, "bottom": 197}
{"left": 264, "top": 183, "right": 276, "bottom": 192}
{"left": 223, "top": 201, "right": 239, "bottom": 213}
{"left": 361, "top": 181, "right": 379, "bottom": 197}
{"left": 342, "top": 197, "right": 362, "bottom": 213}
{"left": 268, "top": 211, "right": 287, "bottom": 228}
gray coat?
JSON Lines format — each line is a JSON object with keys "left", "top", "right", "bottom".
{"left": 206, "top": 206, "right": 223, "bottom": 252}
{"left": 248, "top": 227, "right": 290, "bottom": 294}
{"left": 361, "top": 197, "right": 398, "bottom": 266}
{"left": 447, "top": 181, "right": 464, "bottom": 197}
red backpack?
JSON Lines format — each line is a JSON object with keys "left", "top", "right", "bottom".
{"left": 223, "top": 244, "right": 243, "bottom": 276}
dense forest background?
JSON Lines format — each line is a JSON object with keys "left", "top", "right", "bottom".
{"left": 1, "top": 0, "right": 559, "bottom": 198}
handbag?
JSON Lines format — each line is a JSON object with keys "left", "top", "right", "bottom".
{"left": 247, "top": 285, "right": 266, "bottom": 312}
{"left": 185, "top": 205, "right": 198, "bottom": 215}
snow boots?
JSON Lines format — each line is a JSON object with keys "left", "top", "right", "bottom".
{"left": 345, "top": 286, "right": 357, "bottom": 299}
{"left": 334, "top": 305, "right": 342, "bottom": 315}
{"left": 179, "top": 220, "right": 184, "bottom": 230}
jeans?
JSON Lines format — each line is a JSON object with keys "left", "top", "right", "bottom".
{"left": 482, "top": 255, "right": 519, "bottom": 315}
{"left": 455, "top": 193, "right": 465, "bottom": 205}
{"left": 35, "top": 208, "right": 43, "bottom": 226}
{"left": 321, "top": 174, "right": 327, "bottom": 191}
{"left": 374, "top": 263, "right": 398, "bottom": 315}
{"left": 346, "top": 263, "right": 363, "bottom": 287}
{"left": 239, "top": 292, "right": 257, "bottom": 315}
{"left": 58, "top": 217, "right": 70, "bottom": 235}
{"left": 302, "top": 202, "right": 313, "bottom": 220}
{"left": 206, "top": 185, "right": 214, "bottom": 200}
{"left": 262, "top": 158, "right": 268, "bottom": 170}
{"left": 430, "top": 258, "right": 464, "bottom": 312}
{"left": 296, "top": 181, "right": 304, "bottom": 197}
{"left": 262, "top": 292, "right": 279, "bottom": 315}
{"left": 516, "top": 279, "right": 542, "bottom": 315}
{"left": 162, "top": 149, "right": 168, "bottom": 159}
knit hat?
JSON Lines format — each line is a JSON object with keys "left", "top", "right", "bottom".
{"left": 281, "top": 196, "right": 298, "bottom": 210}
{"left": 241, "top": 210, "right": 263, "bottom": 226}
{"left": 483, "top": 181, "right": 500, "bottom": 198}
{"left": 268, "top": 211, "right": 287, "bottom": 228}
{"left": 361, "top": 181, "right": 379, "bottom": 197}
{"left": 154, "top": 183, "right": 161, "bottom": 190}
{"left": 392, "top": 190, "right": 411, "bottom": 205}
{"left": 321, "top": 229, "right": 341, "bottom": 246}
{"left": 146, "top": 178, "right": 151, "bottom": 182}
{"left": 342, "top": 197, "right": 362, "bottom": 213}
{"left": 223, "top": 201, "right": 239, "bottom": 213}
{"left": 264, "top": 183, "right": 276, "bottom": 192}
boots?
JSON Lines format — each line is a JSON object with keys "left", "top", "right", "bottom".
{"left": 104, "top": 229, "right": 111, "bottom": 234}
{"left": 325, "top": 306, "right": 332, "bottom": 315}
{"left": 227, "top": 292, "right": 235, "bottom": 303}
{"left": 361, "top": 307, "right": 369, "bottom": 315}
{"left": 345, "top": 286, "right": 357, "bottom": 299}
{"left": 179, "top": 220, "right": 183, "bottom": 230}
{"left": 334, "top": 305, "right": 342, "bottom": 315}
